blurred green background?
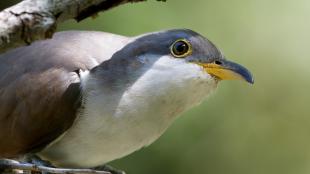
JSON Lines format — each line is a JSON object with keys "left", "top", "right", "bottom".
{"left": 3, "top": 0, "right": 310, "bottom": 174}
{"left": 59, "top": 1, "right": 310, "bottom": 173}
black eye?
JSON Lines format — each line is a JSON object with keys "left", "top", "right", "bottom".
{"left": 170, "top": 39, "right": 192, "bottom": 58}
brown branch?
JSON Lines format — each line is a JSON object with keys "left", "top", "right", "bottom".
{"left": 76, "top": 0, "right": 166, "bottom": 21}
{"left": 76, "top": 0, "right": 144, "bottom": 22}
{"left": 0, "top": 0, "right": 165, "bottom": 54}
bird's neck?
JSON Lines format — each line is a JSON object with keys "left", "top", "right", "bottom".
{"left": 81, "top": 55, "right": 219, "bottom": 135}
{"left": 81, "top": 58, "right": 218, "bottom": 137}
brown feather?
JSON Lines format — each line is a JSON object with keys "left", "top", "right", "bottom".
{"left": 0, "top": 31, "right": 128, "bottom": 157}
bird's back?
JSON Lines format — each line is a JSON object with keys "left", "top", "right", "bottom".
{"left": 0, "top": 31, "right": 128, "bottom": 157}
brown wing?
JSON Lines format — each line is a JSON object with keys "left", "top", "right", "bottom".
{"left": 0, "top": 68, "right": 81, "bottom": 157}
{"left": 0, "top": 31, "right": 126, "bottom": 157}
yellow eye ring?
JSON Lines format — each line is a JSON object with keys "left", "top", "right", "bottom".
{"left": 170, "top": 39, "right": 192, "bottom": 58}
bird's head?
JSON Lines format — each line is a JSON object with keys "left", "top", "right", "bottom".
{"left": 93, "top": 29, "right": 253, "bottom": 110}
{"left": 135, "top": 29, "right": 253, "bottom": 84}
{"left": 102, "top": 29, "right": 253, "bottom": 84}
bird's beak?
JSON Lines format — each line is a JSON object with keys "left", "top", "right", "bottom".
{"left": 198, "top": 59, "right": 254, "bottom": 84}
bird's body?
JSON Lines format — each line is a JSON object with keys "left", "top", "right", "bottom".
{"left": 0, "top": 29, "right": 253, "bottom": 168}
{"left": 40, "top": 52, "right": 217, "bottom": 167}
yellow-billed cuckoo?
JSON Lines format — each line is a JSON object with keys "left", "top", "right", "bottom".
{"left": 0, "top": 29, "right": 253, "bottom": 169}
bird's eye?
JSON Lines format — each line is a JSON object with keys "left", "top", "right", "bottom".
{"left": 170, "top": 39, "right": 192, "bottom": 58}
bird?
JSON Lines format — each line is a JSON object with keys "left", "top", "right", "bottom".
{"left": 0, "top": 29, "right": 253, "bottom": 170}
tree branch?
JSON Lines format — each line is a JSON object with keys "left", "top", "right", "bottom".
{"left": 0, "top": 0, "right": 165, "bottom": 54}
{"left": 0, "top": 159, "right": 111, "bottom": 174}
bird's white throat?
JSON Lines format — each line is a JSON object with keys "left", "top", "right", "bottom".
{"left": 39, "top": 55, "right": 218, "bottom": 168}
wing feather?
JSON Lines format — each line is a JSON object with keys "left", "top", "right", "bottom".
{"left": 0, "top": 31, "right": 127, "bottom": 157}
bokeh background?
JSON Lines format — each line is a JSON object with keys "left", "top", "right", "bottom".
{"left": 2, "top": 0, "right": 310, "bottom": 174}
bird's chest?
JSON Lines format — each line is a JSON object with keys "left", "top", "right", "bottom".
{"left": 39, "top": 86, "right": 187, "bottom": 168}
{"left": 81, "top": 91, "right": 179, "bottom": 160}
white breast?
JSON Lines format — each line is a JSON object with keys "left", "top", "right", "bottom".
{"left": 39, "top": 56, "right": 217, "bottom": 168}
